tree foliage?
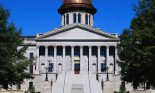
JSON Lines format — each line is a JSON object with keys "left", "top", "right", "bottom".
{"left": 118, "top": 0, "right": 155, "bottom": 90}
{"left": 0, "top": 6, "right": 33, "bottom": 89}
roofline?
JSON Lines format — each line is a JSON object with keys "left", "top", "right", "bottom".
{"left": 36, "top": 39, "right": 119, "bottom": 42}
{"left": 36, "top": 24, "right": 118, "bottom": 40}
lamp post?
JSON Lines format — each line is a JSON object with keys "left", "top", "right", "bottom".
{"left": 45, "top": 66, "right": 48, "bottom": 81}
{"left": 106, "top": 66, "right": 109, "bottom": 81}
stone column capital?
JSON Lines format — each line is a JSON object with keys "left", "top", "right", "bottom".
{"left": 62, "top": 46, "right": 66, "bottom": 48}
{"left": 80, "top": 46, "right": 83, "bottom": 48}
{"left": 71, "top": 46, "right": 75, "bottom": 48}
{"left": 106, "top": 46, "right": 110, "bottom": 48}
{"left": 53, "top": 46, "right": 57, "bottom": 48}
{"left": 97, "top": 46, "right": 101, "bottom": 48}
{"left": 89, "top": 46, "right": 92, "bottom": 48}
{"left": 45, "top": 46, "right": 48, "bottom": 48}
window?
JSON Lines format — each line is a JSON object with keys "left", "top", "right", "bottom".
{"left": 66, "top": 46, "right": 71, "bottom": 56}
{"left": 109, "top": 46, "right": 115, "bottom": 56}
{"left": 92, "top": 46, "right": 97, "bottom": 56}
{"left": 29, "top": 64, "right": 33, "bottom": 74}
{"left": 29, "top": 82, "right": 33, "bottom": 89}
{"left": 74, "top": 47, "right": 80, "bottom": 56}
{"left": 64, "top": 15, "right": 65, "bottom": 25}
{"left": 48, "top": 63, "right": 53, "bottom": 72}
{"left": 89, "top": 15, "right": 91, "bottom": 25}
{"left": 73, "top": 13, "right": 76, "bottom": 23}
{"left": 101, "top": 63, "right": 107, "bottom": 72}
{"left": 39, "top": 46, "right": 45, "bottom": 56}
{"left": 66, "top": 14, "right": 69, "bottom": 24}
{"left": 83, "top": 46, "right": 89, "bottom": 56}
{"left": 85, "top": 14, "right": 88, "bottom": 25}
{"left": 30, "top": 53, "right": 33, "bottom": 59}
{"left": 57, "top": 46, "right": 63, "bottom": 56}
{"left": 29, "top": 53, "right": 33, "bottom": 74}
{"left": 100, "top": 47, "right": 106, "bottom": 56}
{"left": 78, "top": 13, "right": 81, "bottom": 23}
{"left": 48, "top": 46, "right": 54, "bottom": 56}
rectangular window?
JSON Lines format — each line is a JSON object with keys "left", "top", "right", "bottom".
{"left": 100, "top": 47, "right": 106, "bottom": 57}
{"left": 85, "top": 14, "right": 88, "bottom": 25}
{"left": 66, "top": 47, "right": 71, "bottom": 56}
{"left": 101, "top": 63, "right": 107, "bottom": 72}
{"left": 73, "top": 13, "right": 76, "bottom": 23}
{"left": 30, "top": 53, "right": 33, "bottom": 59}
{"left": 66, "top": 14, "right": 69, "bottom": 24}
{"left": 29, "top": 82, "right": 33, "bottom": 89}
{"left": 29, "top": 53, "right": 34, "bottom": 74}
{"left": 57, "top": 47, "right": 63, "bottom": 56}
{"left": 48, "top": 47, "right": 54, "bottom": 57}
{"left": 48, "top": 63, "right": 53, "bottom": 72}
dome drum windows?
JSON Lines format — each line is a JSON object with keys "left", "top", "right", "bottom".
{"left": 85, "top": 14, "right": 88, "bottom": 25}
{"left": 73, "top": 13, "right": 81, "bottom": 24}
{"left": 73, "top": 13, "right": 77, "bottom": 23}
{"left": 62, "top": 12, "right": 92, "bottom": 26}
{"left": 66, "top": 14, "right": 69, "bottom": 25}
{"left": 78, "top": 13, "right": 81, "bottom": 23}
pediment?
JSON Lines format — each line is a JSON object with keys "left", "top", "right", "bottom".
{"left": 36, "top": 24, "right": 118, "bottom": 40}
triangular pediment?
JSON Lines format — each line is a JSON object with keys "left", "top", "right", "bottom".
{"left": 36, "top": 24, "right": 118, "bottom": 40}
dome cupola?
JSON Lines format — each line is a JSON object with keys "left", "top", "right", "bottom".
{"left": 58, "top": 0, "right": 97, "bottom": 15}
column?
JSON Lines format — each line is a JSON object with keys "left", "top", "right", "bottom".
{"left": 61, "top": 15, "right": 64, "bottom": 26}
{"left": 106, "top": 46, "right": 109, "bottom": 68}
{"left": 91, "top": 15, "right": 94, "bottom": 26}
{"left": 69, "top": 13, "right": 73, "bottom": 25}
{"left": 80, "top": 46, "right": 83, "bottom": 71}
{"left": 71, "top": 46, "right": 74, "bottom": 71}
{"left": 54, "top": 46, "right": 57, "bottom": 72}
{"left": 98, "top": 46, "right": 101, "bottom": 73}
{"left": 82, "top": 13, "right": 85, "bottom": 25}
{"left": 89, "top": 46, "right": 92, "bottom": 72}
{"left": 63, "top": 46, "right": 66, "bottom": 71}
{"left": 36, "top": 46, "right": 40, "bottom": 74}
{"left": 45, "top": 46, "right": 48, "bottom": 67}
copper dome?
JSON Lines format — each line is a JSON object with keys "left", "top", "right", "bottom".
{"left": 58, "top": 0, "right": 97, "bottom": 14}
{"left": 63, "top": 0, "right": 92, "bottom": 5}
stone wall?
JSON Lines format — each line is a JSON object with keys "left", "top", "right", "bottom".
{"left": 0, "top": 91, "right": 24, "bottom": 93}
{"left": 130, "top": 91, "right": 152, "bottom": 93}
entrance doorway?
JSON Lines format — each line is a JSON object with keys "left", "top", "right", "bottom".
{"left": 74, "top": 63, "right": 80, "bottom": 74}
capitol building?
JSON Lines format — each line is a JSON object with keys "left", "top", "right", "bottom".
{"left": 17, "top": 0, "right": 126, "bottom": 93}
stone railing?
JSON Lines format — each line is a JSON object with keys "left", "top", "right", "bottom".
{"left": 130, "top": 91, "right": 152, "bottom": 93}
{"left": 0, "top": 91, "right": 24, "bottom": 93}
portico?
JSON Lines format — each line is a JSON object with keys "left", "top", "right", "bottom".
{"left": 36, "top": 43, "right": 117, "bottom": 74}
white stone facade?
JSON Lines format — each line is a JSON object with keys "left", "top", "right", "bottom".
{"left": 16, "top": 1, "right": 122, "bottom": 93}
{"left": 17, "top": 23, "right": 121, "bottom": 93}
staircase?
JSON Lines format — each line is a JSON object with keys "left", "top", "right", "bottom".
{"left": 52, "top": 71, "right": 102, "bottom": 93}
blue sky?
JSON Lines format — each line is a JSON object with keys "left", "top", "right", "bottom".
{"left": 0, "top": 0, "right": 137, "bottom": 36}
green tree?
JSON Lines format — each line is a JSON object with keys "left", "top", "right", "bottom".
{"left": 0, "top": 6, "right": 33, "bottom": 89}
{"left": 118, "top": 0, "right": 155, "bottom": 90}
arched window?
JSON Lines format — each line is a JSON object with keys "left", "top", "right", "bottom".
{"left": 100, "top": 46, "right": 106, "bottom": 57}
{"left": 64, "top": 15, "right": 65, "bottom": 25}
{"left": 48, "top": 46, "right": 54, "bottom": 57}
{"left": 78, "top": 13, "right": 81, "bottom": 23}
{"left": 66, "top": 14, "right": 69, "bottom": 24}
{"left": 39, "top": 46, "right": 45, "bottom": 56}
{"left": 89, "top": 15, "right": 91, "bottom": 25}
{"left": 85, "top": 14, "right": 88, "bottom": 25}
{"left": 57, "top": 46, "right": 63, "bottom": 56}
{"left": 73, "top": 13, "right": 76, "bottom": 23}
